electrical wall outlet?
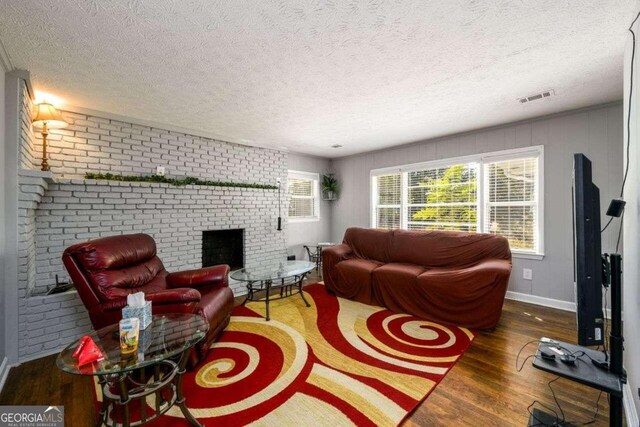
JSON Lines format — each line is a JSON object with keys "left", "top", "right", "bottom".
{"left": 156, "top": 166, "right": 166, "bottom": 176}
{"left": 523, "top": 268, "right": 533, "bottom": 281}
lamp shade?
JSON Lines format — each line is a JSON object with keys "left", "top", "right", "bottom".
{"left": 32, "top": 103, "right": 68, "bottom": 129}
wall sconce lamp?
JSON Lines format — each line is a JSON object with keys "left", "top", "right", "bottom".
{"left": 31, "top": 103, "right": 68, "bottom": 171}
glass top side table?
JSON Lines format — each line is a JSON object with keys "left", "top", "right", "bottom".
{"left": 56, "top": 313, "right": 208, "bottom": 427}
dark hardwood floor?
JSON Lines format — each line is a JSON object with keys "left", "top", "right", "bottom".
{"left": 0, "top": 273, "right": 613, "bottom": 426}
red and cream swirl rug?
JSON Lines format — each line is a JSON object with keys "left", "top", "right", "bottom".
{"left": 95, "top": 283, "right": 475, "bottom": 426}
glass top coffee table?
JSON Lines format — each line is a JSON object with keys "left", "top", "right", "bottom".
{"left": 231, "top": 260, "right": 315, "bottom": 321}
{"left": 56, "top": 313, "right": 207, "bottom": 427}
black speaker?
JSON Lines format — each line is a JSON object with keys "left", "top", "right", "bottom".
{"left": 606, "top": 199, "right": 626, "bottom": 218}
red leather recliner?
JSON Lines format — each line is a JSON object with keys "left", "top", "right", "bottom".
{"left": 62, "top": 233, "right": 234, "bottom": 366}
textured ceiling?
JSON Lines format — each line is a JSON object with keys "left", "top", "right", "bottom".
{"left": 0, "top": 0, "right": 634, "bottom": 157}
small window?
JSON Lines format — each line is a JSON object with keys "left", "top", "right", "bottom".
{"left": 288, "top": 171, "right": 320, "bottom": 222}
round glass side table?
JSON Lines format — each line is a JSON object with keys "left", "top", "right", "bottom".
{"left": 56, "top": 313, "right": 207, "bottom": 427}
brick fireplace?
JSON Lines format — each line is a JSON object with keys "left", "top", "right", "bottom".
{"left": 14, "top": 80, "right": 288, "bottom": 360}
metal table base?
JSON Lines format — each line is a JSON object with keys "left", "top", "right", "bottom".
{"left": 96, "top": 348, "right": 201, "bottom": 427}
{"left": 241, "top": 273, "right": 311, "bottom": 321}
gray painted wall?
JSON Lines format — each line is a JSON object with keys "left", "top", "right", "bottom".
{"left": 331, "top": 103, "right": 623, "bottom": 303}
{"left": 623, "top": 15, "right": 640, "bottom": 417}
{"left": 0, "top": 65, "right": 6, "bottom": 363}
{"left": 286, "top": 153, "right": 333, "bottom": 261}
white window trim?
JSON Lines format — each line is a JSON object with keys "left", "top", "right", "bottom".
{"left": 288, "top": 170, "right": 321, "bottom": 223}
{"left": 370, "top": 145, "right": 545, "bottom": 258}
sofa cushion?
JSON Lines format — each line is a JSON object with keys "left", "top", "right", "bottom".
{"left": 372, "top": 263, "right": 427, "bottom": 286}
{"left": 390, "top": 229, "right": 511, "bottom": 268}
{"left": 343, "top": 227, "right": 392, "bottom": 262}
{"left": 372, "top": 263, "right": 427, "bottom": 311}
{"left": 412, "top": 259, "right": 512, "bottom": 328}
{"left": 334, "top": 259, "right": 384, "bottom": 305}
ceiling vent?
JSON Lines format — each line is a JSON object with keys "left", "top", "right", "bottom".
{"left": 518, "top": 90, "right": 555, "bottom": 104}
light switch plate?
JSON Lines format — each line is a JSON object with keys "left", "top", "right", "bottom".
{"left": 523, "top": 268, "right": 533, "bottom": 280}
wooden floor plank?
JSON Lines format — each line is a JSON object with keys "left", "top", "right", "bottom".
{"left": 0, "top": 276, "right": 614, "bottom": 426}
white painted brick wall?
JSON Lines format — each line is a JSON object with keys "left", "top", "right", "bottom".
{"left": 35, "top": 179, "right": 287, "bottom": 297}
{"left": 26, "top": 108, "right": 286, "bottom": 187}
{"left": 16, "top": 86, "right": 292, "bottom": 360}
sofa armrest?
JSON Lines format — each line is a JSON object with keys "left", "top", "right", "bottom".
{"left": 416, "top": 259, "right": 512, "bottom": 330}
{"left": 148, "top": 289, "right": 201, "bottom": 315}
{"left": 146, "top": 288, "right": 202, "bottom": 305}
{"left": 468, "top": 259, "right": 512, "bottom": 277}
{"left": 102, "top": 288, "right": 201, "bottom": 312}
{"left": 322, "top": 244, "right": 352, "bottom": 264}
{"left": 167, "top": 265, "right": 230, "bottom": 289}
{"left": 322, "top": 244, "right": 352, "bottom": 291}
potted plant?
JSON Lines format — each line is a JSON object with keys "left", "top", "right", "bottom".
{"left": 322, "top": 173, "right": 339, "bottom": 201}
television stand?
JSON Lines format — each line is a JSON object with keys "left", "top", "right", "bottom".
{"left": 531, "top": 340, "right": 623, "bottom": 421}
{"left": 529, "top": 254, "right": 625, "bottom": 427}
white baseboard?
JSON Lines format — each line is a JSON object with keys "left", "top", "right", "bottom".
{"left": 506, "top": 291, "right": 575, "bottom": 312}
{"left": 0, "top": 357, "right": 9, "bottom": 394}
{"left": 505, "top": 291, "right": 612, "bottom": 319}
{"left": 624, "top": 382, "right": 639, "bottom": 427}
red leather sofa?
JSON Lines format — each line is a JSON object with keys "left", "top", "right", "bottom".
{"left": 63, "top": 233, "right": 234, "bottom": 365}
{"left": 322, "top": 227, "right": 512, "bottom": 329}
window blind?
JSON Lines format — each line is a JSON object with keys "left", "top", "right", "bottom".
{"left": 288, "top": 176, "right": 317, "bottom": 219}
{"left": 374, "top": 174, "right": 401, "bottom": 229}
{"left": 484, "top": 157, "right": 538, "bottom": 252}
{"left": 406, "top": 163, "right": 478, "bottom": 232}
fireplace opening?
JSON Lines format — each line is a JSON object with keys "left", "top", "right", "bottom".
{"left": 202, "top": 229, "right": 244, "bottom": 270}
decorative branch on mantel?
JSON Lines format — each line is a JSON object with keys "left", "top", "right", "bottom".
{"left": 84, "top": 173, "right": 278, "bottom": 190}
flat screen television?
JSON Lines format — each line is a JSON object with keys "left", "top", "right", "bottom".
{"left": 572, "top": 153, "right": 604, "bottom": 346}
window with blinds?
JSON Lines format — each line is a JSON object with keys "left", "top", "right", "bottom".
{"left": 373, "top": 174, "right": 402, "bottom": 229}
{"left": 288, "top": 171, "right": 319, "bottom": 221}
{"left": 484, "top": 157, "right": 538, "bottom": 253}
{"left": 371, "top": 146, "right": 543, "bottom": 256}
{"left": 407, "top": 164, "right": 478, "bottom": 232}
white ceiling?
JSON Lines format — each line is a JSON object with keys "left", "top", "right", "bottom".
{"left": 0, "top": 0, "right": 635, "bottom": 158}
